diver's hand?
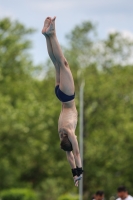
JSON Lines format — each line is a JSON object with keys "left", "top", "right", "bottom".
{"left": 73, "top": 175, "right": 82, "bottom": 187}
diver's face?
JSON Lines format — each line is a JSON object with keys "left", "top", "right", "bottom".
{"left": 60, "top": 132, "right": 67, "bottom": 140}
{"left": 60, "top": 129, "right": 67, "bottom": 139}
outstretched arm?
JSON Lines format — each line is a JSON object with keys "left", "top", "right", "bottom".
{"left": 66, "top": 151, "right": 76, "bottom": 169}
{"left": 66, "top": 151, "right": 80, "bottom": 187}
{"left": 68, "top": 134, "right": 82, "bottom": 168}
{"left": 67, "top": 134, "right": 83, "bottom": 186}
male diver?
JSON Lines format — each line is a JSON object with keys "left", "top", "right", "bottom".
{"left": 42, "top": 16, "right": 83, "bottom": 187}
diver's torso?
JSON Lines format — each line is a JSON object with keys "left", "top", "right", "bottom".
{"left": 58, "top": 100, "right": 78, "bottom": 136}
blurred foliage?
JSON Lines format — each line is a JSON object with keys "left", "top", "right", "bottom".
{"left": 58, "top": 193, "right": 79, "bottom": 200}
{"left": 0, "top": 17, "right": 133, "bottom": 200}
{"left": 0, "top": 188, "right": 36, "bottom": 200}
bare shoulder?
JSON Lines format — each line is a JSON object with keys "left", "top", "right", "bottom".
{"left": 67, "top": 131, "right": 79, "bottom": 154}
{"left": 66, "top": 128, "right": 77, "bottom": 140}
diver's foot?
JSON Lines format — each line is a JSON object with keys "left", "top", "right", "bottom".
{"left": 42, "top": 17, "right": 51, "bottom": 36}
{"left": 44, "top": 17, "right": 56, "bottom": 36}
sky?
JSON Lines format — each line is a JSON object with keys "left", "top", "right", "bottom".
{"left": 0, "top": 0, "right": 133, "bottom": 65}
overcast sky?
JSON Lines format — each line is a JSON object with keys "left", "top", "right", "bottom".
{"left": 0, "top": 0, "right": 133, "bottom": 65}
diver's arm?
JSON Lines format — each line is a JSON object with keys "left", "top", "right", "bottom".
{"left": 66, "top": 151, "right": 79, "bottom": 187}
{"left": 66, "top": 151, "right": 76, "bottom": 168}
{"left": 68, "top": 133, "right": 82, "bottom": 168}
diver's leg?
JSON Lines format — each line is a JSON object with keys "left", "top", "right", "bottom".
{"left": 42, "top": 17, "right": 60, "bottom": 85}
{"left": 44, "top": 17, "right": 75, "bottom": 95}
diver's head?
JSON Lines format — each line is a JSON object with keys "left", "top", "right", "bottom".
{"left": 60, "top": 134, "right": 73, "bottom": 151}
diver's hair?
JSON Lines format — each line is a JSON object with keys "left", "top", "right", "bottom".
{"left": 60, "top": 135, "right": 73, "bottom": 151}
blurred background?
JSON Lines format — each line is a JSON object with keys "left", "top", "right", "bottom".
{"left": 0, "top": 0, "right": 133, "bottom": 199}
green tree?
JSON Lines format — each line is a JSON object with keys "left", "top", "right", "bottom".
{"left": 1, "top": 17, "right": 133, "bottom": 200}
{"left": 0, "top": 18, "right": 77, "bottom": 200}
{"left": 64, "top": 21, "right": 133, "bottom": 199}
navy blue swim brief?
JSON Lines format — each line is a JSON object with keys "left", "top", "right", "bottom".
{"left": 55, "top": 85, "right": 75, "bottom": 102}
